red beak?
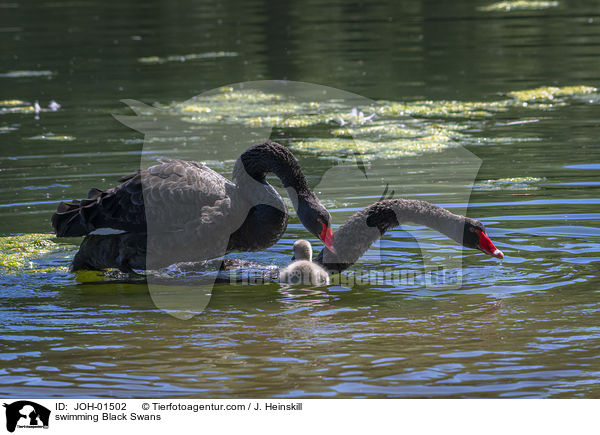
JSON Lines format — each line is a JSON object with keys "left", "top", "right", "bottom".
{"left": 476, "top": 229, "right": 504, "bottom": 259}
{"left": 319, "top": 223, "right": 336, "bottom": 253}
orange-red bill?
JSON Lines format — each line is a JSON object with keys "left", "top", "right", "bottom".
{"left": 320, "top": 224, "right": 336, "bottom": 254}
{"left": 476, "top": 229, "right": 504, "bottom": 259}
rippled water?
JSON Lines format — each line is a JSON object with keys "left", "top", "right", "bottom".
{"left": 1, "top": 0, "right": 600, "bottom": 398}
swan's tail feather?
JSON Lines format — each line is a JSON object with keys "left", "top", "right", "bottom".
{"left": 52, "top": 201, "right": 87, "bottom": 237}
{"left": 118, "top": 171, "right": 139, "bottom": 183}
{"left": 51, "top": 190, "right": 106, "bottom": 237}
{"left": 52, "top": 169, "right": 144, "bottom": 237}
{"left": 87, "top": 187, "right": 103, "bottom": 199}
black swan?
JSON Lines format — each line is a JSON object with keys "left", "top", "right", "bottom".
{"left": 315, "top": 198, "right": 503, "bottom": 273}
{"left": 219, "top": 199, "right": 504, "bottom": 286}
{"left": 52, "top": 141, "right": 334, "bottom": 272}
{"left": 279, "top": 239, "right": 330, "bottom": 285}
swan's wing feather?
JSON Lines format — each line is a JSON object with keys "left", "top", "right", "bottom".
{"left": 142, "top": 158, "right": 236, "bottom": 233}
{"left": 51, "top": 170, "right": 147, "bottom": 236}
{"left": 52, "top": 158, "right": 237, "bottom": 237}
{"left": 146, "top": 194, "right": 238, "bottom": 264}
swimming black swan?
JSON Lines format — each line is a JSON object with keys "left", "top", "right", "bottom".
{"left": 227, "top": 198, "right": 503, "bottom": 285}
{"left": 52, "top": 141, "right": 334, "bottom": 272}
{"left": 280, "top": 239, "right": 330, "bottom": 285}
{"left": 315, "top": 198, "right": 503, "bottom": 273}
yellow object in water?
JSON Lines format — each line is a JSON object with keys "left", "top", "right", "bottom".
{"left": 509, "top": 86, "right": 597, "bottom": 102}
{"left": 0, "top": 99, "right": 28, "bottom": 107}
{"left": 479, "top": 1, "right": 559, "bottom": 12}
{"left": 27, "top": 134, "right": 76, "bottom": 141}
{"left": 0, "top": 233, "right": 68, "bottom": 273}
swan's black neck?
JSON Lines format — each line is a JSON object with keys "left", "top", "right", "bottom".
{"left": 366, "top": 199, "right": 465, "bottom": 243}
{"left": 235, "top": 141, "right": 310, "bottom": 196}
{"left": 227, "top": 204, "right": 287, "bottom": 252}
{"left": 316, "top": 199, "right": 467, "bottom": 273}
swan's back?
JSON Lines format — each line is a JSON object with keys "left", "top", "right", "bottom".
{"left": 52, "top": 158, "right": 235, "bottom": 237}
{"left": 144, "top": 158, "right": 234, "bottom": 231}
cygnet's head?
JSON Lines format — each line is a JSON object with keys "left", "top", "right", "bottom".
{"left": 292, "top": 239, "right": 313, "bottom": 261}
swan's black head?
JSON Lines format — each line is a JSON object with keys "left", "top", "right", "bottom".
{"left": 297, "top": 194, "right": 335, "bottom": 253}
{"left": 462, "top": 218, "right": 503, "bottom": 259}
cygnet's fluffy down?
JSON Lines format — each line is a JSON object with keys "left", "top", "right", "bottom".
{"left": 279, "top": 239, "right": 330, "bottom": 285}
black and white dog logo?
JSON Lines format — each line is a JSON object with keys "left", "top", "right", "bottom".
{"left": 3, "top": 401, "right": 50, "bottom": 433}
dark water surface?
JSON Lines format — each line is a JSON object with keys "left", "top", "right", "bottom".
{"left": 1, "top": 0, "right": 600, "bottom": 398}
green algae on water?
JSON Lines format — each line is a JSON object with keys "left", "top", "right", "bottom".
{"left": 0, "top": 100, "right": 35, "bottom": 115}
{"left": 0, "top": 233, "right": 68, "bottom": 273}
{"left": 292, "top": 135, "right": 452, "bottom": 159}
{"left": 473, "top": 177, "right": 544, "bottom": 190}
{"left": 479, "top": 1, "right": 559, "bottom": 12}
{"left": 0, "top": 70, "right": 54, "bottom": 78}
{"left": 74, "top": 269, "right": 111, "bottom": 282}
{"left": 376, "top": 99, "right": 510, "bottom": 118}
{"left": 243, "top": 115, "right": 325, "bottom": 128}
{"left": 0, "top": 100, "right": 28, "bottom": 106}
{"left": 179, "top": 90, "right": 286, "bottom": 105}
{"left": 508, "top": 86, "right": 597, "bottom": 102}
{"left": 28, "top": 134, "right": 76, "bottom": 141}
{"left": 153, "top": 84, "right": 597, "bottom": 160}
{"left": 332, "top": 123, "right": 424, "bottom": 138}
{"left": 0, "top": 125, "right": 18, "bottom": 133}
{"left": 332, "top": 121, "right": 468, "bottom": 139}
{"left": 0, "top": 106, "right": 35, "bottom": 115}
